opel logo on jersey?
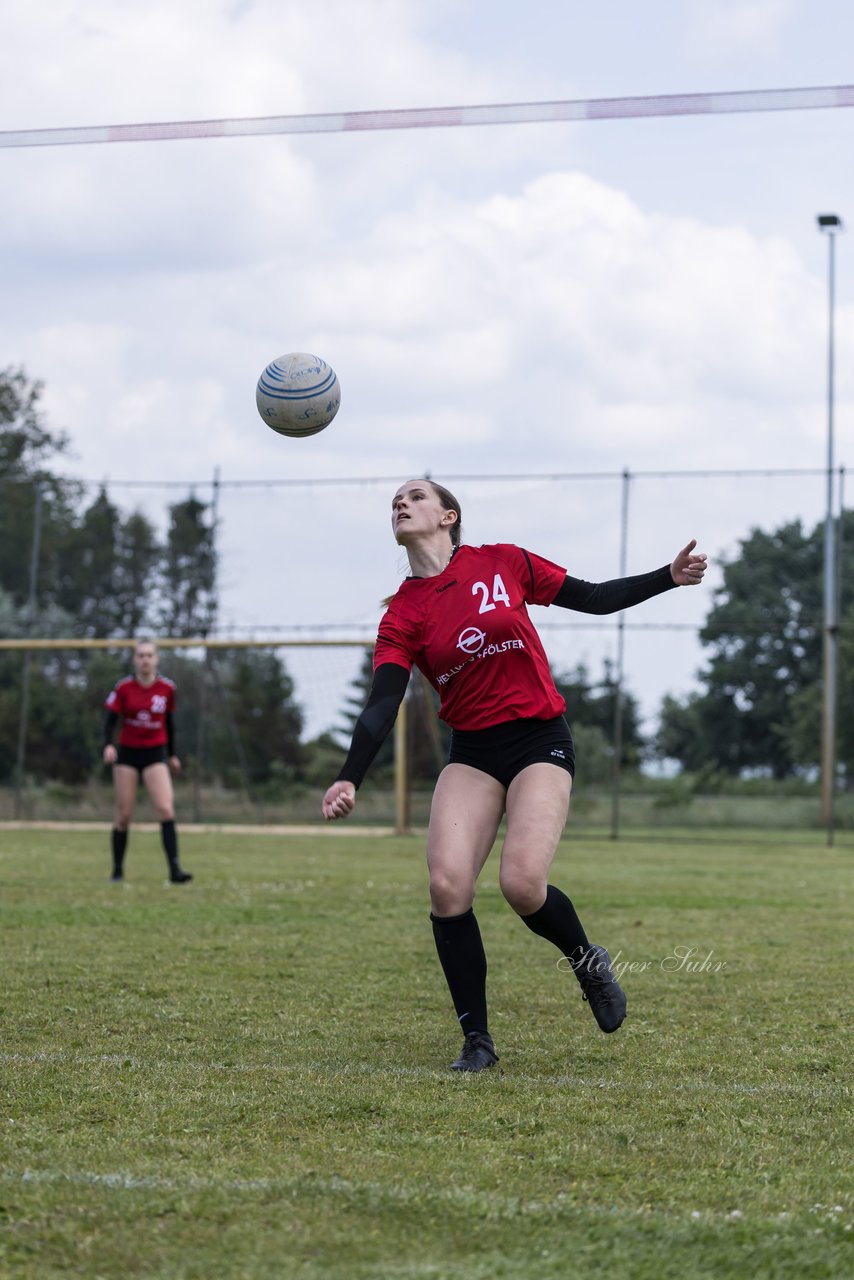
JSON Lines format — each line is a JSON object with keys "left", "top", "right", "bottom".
{"left": 457, "top": 626, "right": 486, "bottom": 655}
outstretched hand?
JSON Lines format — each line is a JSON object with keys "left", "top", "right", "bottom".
{"left": 671, "top": 539, "right": 708, "bottom": 586}
{"left": 322, "top": 780, "right": 356, "bottom": 821}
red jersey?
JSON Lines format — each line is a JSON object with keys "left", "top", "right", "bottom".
{"left": 105, "top": 676, "right": 176, "bottom": 748}
{"left": 374, "top": 544, "right": 567, "bottom": 730}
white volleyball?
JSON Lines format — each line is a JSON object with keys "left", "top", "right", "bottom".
{"left": 256, "top": 352, "right": 341, "bottom": 438}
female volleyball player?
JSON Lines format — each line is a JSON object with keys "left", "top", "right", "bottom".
{"left": 322, "top": 480, "right": 707, "bottom": 1072}
{"left": 102, "top": 639, "right": 192, "bottom": 884}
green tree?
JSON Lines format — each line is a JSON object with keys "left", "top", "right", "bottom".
{"left": 406, "top": 668, "right": 451, "bottom": 782}
{"left": 0, "top": 585, "right": 88, "bottom": 783}
{"left": 554, "top": 660, "right": 645, "bottom": 768}
{"left": 119, "top": 511, "right": 163, "bottom": 637}
{"left": 0, "top": 663, "right": 93, "bottom": 783}
{"left": 0, "top": 374, "right": 162, "bottom": 639}
{"left": 205, "top": 649, "right": 305, "bottom": 785}
{"left": 336, "top": 650, "right": 449, "bottom": 783}
{"left": 0, "top": 366, "right": 82, "bottom": 612}
{"left": 566, "top": 723, "right": 613, "bottom": 786}
{"left": 337, "top": 649, "right": 395, "bottom": 772}
{"left": 0, "top": 369, "right": 224, "bottom": 784}
{"left": 158, "top": 497, "right": 217, "bottom": 637}
{"left": 301, "top": 730, "right": 350, "bottom": 788}
{"left": 55, "top": 489, "right": 161, "bottom": 638}
{"left": 0, "top": 367, "right": 69, "bottom": 471}
{"left": 652, "top": 517, "right": 852, "bottom": 778}
{"left": 784, "top": 553, "right": 854, "bottom": 782}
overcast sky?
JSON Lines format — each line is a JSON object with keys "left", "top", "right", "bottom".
{"left": 2, "top": 0, "right": 854, "bottom": 740}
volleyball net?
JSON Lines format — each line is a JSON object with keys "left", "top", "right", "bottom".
{"left": 0, "top": 464, "right": 847, "bottom": 837}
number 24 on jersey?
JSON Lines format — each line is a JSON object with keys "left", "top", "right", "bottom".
{"left": 472, "top": 575, "right": 510, "bottom": 614}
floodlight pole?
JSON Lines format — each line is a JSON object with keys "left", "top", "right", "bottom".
{"left": 817, "top": 214, "right": 843, "bottom": 845}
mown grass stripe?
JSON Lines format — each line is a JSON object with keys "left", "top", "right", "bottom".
{"left": 1, "top": 1049, "right": 845, "bottom": 1098}
{"left": 7, "top": 1167, "right": 847, "bottom": 1232}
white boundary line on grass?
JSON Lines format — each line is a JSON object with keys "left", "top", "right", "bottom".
{"left": 1, "top": 1049, "right": 844, "bottom": 1099}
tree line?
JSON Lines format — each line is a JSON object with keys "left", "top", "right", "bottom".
{"left": 0, "top": 367, "right": 304, "bottom": 787}
{"left": 0, "top": 366, "right": 847, "bottom": 790}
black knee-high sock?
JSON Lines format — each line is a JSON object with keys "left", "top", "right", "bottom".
{"left": 520, "top": 884, "right": 590, "bottom": 963}
{"left": 111, "top": 827, "right": 128, "bottom": 875}
{"left": 160, "top": 820, "right": 179, "bottom": 869}
{"left": 430, "top": 909, "right": 489, "bottom": 1036}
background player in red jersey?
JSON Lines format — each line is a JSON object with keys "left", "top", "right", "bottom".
{"left": 322, "top": 479, "right": 707, "bottom": 1073}
{"left": 102, "top": 639, "right": 192, "bottom": 884}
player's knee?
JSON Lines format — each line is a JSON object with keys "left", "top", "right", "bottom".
{"left": 155, "top": 804, "right": 174, "bottom": 823}
{"left": 429, "top": 868, "right": 475, "bottom": 918}
{"left": 115, "top": 816, "right": 131, "bottom": 832}
{"left": 499, "top": 866, "right": 545, "bottom": 915}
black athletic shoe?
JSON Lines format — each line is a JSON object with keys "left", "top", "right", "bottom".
{"left": 451, "top": 1031, "right": 499, "bottom": 1073}
{"left": 110, "top": 871, "right": 124, "bottom": 882}
{"left": 571, "top": 945, "right": 627, "bottom": 1033}
{"left": 169, "top": 869, "right": 193, "bottom": 884}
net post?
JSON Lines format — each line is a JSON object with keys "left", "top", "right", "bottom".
{"left": 14, "top": 484, "right": 43, "bottom": 819}
{"left": 610, "top": 467, "right": 632, "bottom": 841}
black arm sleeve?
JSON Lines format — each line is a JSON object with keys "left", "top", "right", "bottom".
{"left": 552, "top": 564, "right": 676, "bottom": 615}
{"left": 102, "top": 710, "right": 119, "bottom": 748}
{"left": 335, "top": 663, "right": 410, "bottom": 789}
{"left": 165, "top": 711, "right": 175, "bottom": 756}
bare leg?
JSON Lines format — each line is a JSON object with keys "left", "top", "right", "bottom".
{"left": 499, "top": 763, "right": 572, "bottom": 915}
{"left": 143, "top": 763, "right": 191, "bottom": 882}
{"left": 113, "top": 764, "right": 139, "bottom": 831}
{"left": 142, "top": 762, "right": 175, "bottom": 822}
{"left": 426, "top": 763, "right": 505, "bottom": 915}
{"left": 426, "top": 764, "right": 505, "bottom": 1063}
{"left": 501, "top": 764, "right": 625, "bottom": 1032}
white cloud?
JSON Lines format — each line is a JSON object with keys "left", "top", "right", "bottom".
{"left": 1, "top": 0, "right": 505, "bottom": 128}
{"left": 686, "top": 0, "right": 795, "bottom": 58}
{"left": 16, "top": 158, "right": 850, "bottom": 492}
{"left": 4, "top": 0, "right": 854, "bottom": 735}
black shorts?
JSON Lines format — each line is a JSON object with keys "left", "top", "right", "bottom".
{"left": 115, "top": 744, "right": 168, "bottom": 776}
{"left": 448, "top": 716, "right": 575, "bottom": 789}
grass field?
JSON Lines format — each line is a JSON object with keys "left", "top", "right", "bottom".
{"left": 0, "top": 826, "right": 851, "bottom": 1279}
